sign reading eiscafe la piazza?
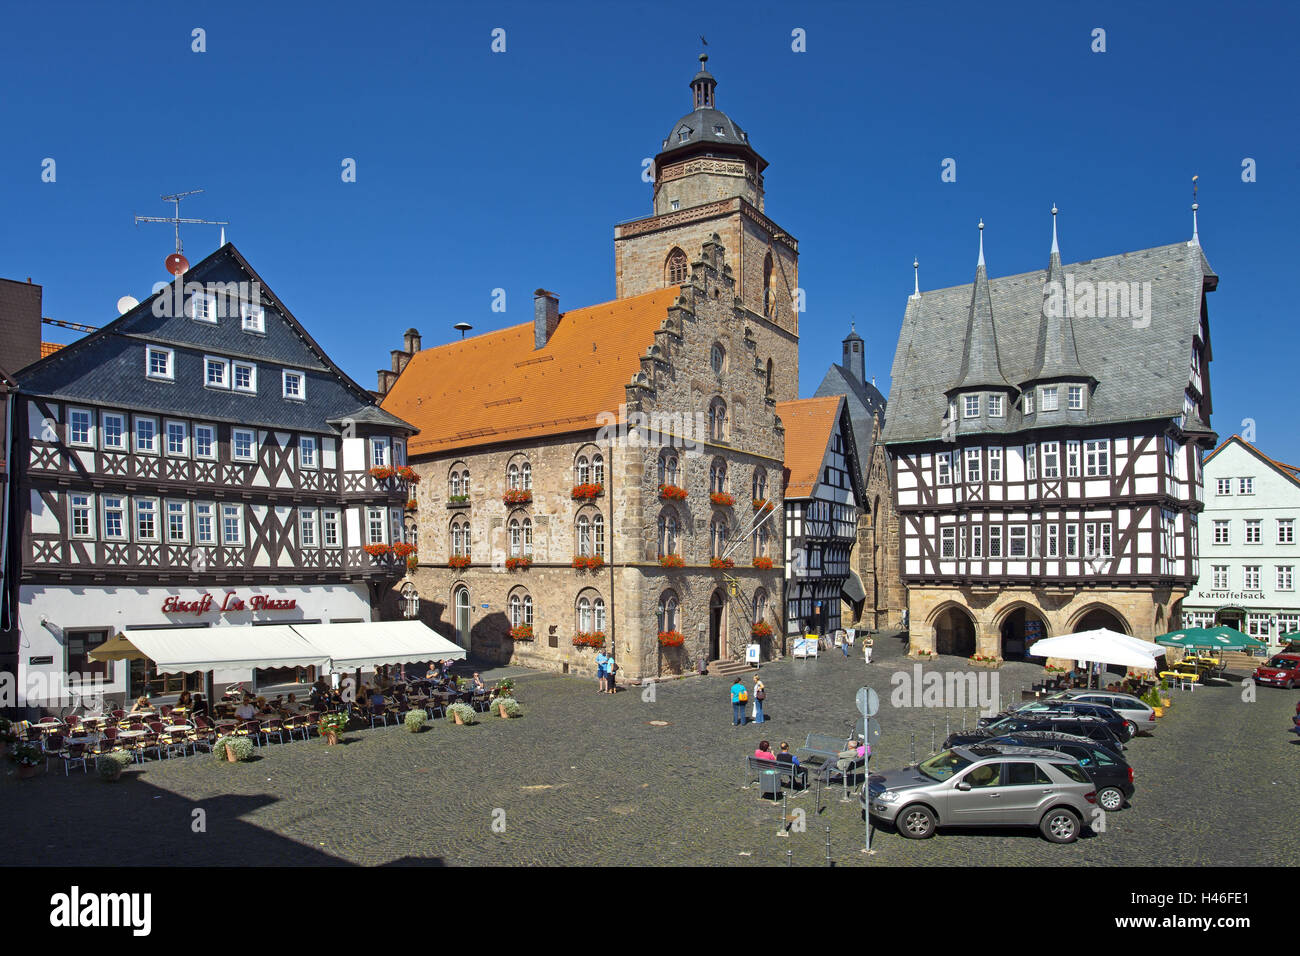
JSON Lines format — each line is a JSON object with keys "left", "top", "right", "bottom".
{"left": 161, "top": 593, "right": 299, "bottom": 616}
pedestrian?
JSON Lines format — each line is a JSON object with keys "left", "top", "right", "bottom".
{"left": 606, "top": 656, "right": 618, "bottom": 694}
{"left": 730, "top": 677, "right": 748, "bottom": 726}
{"left": 752, "top": 675, "right": 767, "bottom": 723}
{"left": 595, "top": 649, "right": 609, "bottom": 693}
{"left": 753, "top": 740, "right": 776, "bottom": 761}
{"left": 863, "top": 637, "right": 874, "bottom": 665}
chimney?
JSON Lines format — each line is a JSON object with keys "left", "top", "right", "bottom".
{"left": 377, "top": 369, "right": 398, "bottom": 395}
{"left": 534, "top": 289, "right": 560, "bottom": 349}
{"left": 403, "top": 327, "right": 422, "bottom": 354}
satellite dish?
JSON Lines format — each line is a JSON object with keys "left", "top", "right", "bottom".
{"left": 116, "top": 296, "right": 140, "bottom": 315}
{"left": 165, "top": 253, "right": 189, "bottom": 276}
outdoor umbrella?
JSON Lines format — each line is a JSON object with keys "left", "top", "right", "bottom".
{"left": 1029, "top": 629, "right": 1163, "bottom": 687}
{"left": 1154, "top": 626, "right": 1268, "bottom": 653}
{"left": 87, "top": 633, "right": 150, "bottom": 662}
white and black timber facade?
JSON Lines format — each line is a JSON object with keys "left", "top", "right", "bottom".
{"left": 882, "top": 214, "right": 1217, "bottom": 659}
{"left": 9, "top": 244, "right": 416, "bottom": 708}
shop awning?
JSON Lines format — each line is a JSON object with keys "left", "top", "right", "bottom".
{"left": 292, "top": 620, "right": 466, "bottom": 670}
{"left": 96, "top": 625, "right": 330, "bottom": 676}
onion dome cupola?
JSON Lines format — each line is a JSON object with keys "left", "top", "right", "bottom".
{"left": 944, "top": 220, "right": 1018, "bottom": 434}
{"left": 1019, "top": 206, "right": 1097, "bottom": 425}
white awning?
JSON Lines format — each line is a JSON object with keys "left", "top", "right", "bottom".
{"left": 291, "top": 620, "right": 467, "bottom": 671}
{"left": 118, "top": 625, "right": 330, "bottom": 676}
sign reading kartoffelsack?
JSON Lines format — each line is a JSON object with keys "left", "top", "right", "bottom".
{"left": 160, "top": 593, "right": 298, "bottom": 616}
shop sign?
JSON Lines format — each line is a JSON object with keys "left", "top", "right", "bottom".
{"left": 161, "top": 593, "right": 298, "bottom": 616}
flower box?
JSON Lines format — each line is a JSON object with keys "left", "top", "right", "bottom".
{"left": 657, "top": 484, "right": 688, "bottom": 501}
{"left": 709, "top": 492, "right": 735, "bottom": 507}
{"left": 570, "top": 483, "right": 604, "bottom": 501}
{"left": 572, "top": 631, "right": 606, "bottom": 648}
{"left": 508, "top": 625, "right": 534, "bottom": 642}
{"left": 447, "top": 496, "right": 470, "bottom": 508}
{"left": 657, "top": 630, "right": 685, "bottom": 647}
{"left": 658, "top": 554, "right": 685, "bottom": 569}
{"left": 363, "top": 544, "right": 392, "bottom": 558}
{"left": 751, "top": 621, "right": 773, "bottom": 639}
{"left": 405, "top": 499, "right": 418, "bottom": 511}
{"left": 709, "top": 557, "right": 735, "bottom": 570}
{"left": 448, "top": 555, "right": 472, "bottom": 570}
{"left": 503, "top": 489, "right": 533, "bottom": 505}
{"left": 391, "top": 542, "right": 417, "bottom": 559}
{"left": 506, "top": 556, "right": 532, "bottom": 571}
{"left": 752, "top": 557, "right": 774, "bottom": 570}
{"left": 572, "top": 555, "right": 605, "bottom": 571}
{"left": 968, "top": 655, "right": 1001, "bottom": 668}
{"left": 752, "top": 498, "right": 775, "bottom": 513}
{"left": 395, "top": 465, "right": 420, "bottom": 483}
{"left": 369, "top": 466, "right": 395, "bottom": 482}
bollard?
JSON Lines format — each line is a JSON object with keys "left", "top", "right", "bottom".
{"left": 931, "top": 727, "right": 936, "bottom": 755}
{"left": 962, "top": 714, "right": 966, "bottom": 732}
{"left": 825, "top": 825, "right": 832, "bottom": 867}
{"left": 945, "top": 713, "right": 950, "bottom": 737}
{"left": 909, "top": 732, "right": 915, "bottom": 766}
{"left": 777, "top": 791, "right": 789, "bottom": 837}
{"left": 788, "top": 848, "right": 793, "bottom": 867}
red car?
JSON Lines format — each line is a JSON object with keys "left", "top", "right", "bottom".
{"left": 1253, "top": 653, "right": 1300, "bottom": 689}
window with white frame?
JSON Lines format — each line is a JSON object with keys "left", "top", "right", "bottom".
{"left": 1245, "top": 614, "right": 1270, "bottom": 639}
{"left": 988, "top": 447, "right": 1002, "bottom": 482}
{"left": 1066, "top": 525, "right": 1079, "bottom": 558}
{"left": 988, "top": 526, "right": 1003, "bottom": 558}
{"left": 189, "top": 292, "right": 217, "bottom": 322}
{"left": 300, "top": 435, "right": 318, "bottom": 469}
{"left": 1068, "top": 386, "right": 1084, "bottom": 410}
{"left": 1243, "top": 565, "right": 1261, "bottom": 590}
{"left": 165, "top": 420, "right": 187, "bottom": 457}
{"left": 1009, "top": 525, "right": 1028, "bottom": 558}
{"left": 233, "top": 361, "right": 257, "bottom": 393}
{"left": 390, "top": 509, "right": 403, "bottom": 546}
{"left": 940, "top": 527, "right": 956, "bottom": 558}
{"left": 1239, "top": 477, "right": 1254, "bottom": 495}
{"left": 592, "top": 454, "right": 604, "bottom": 485}
{"left": 300, "top": 507, "right": 319, "bottom": 548}
{"left": 195, "top": 502, "right": 216, "bottom": 545}
{"left": 134, "top": 498, "right": 159, "bottom": 542}
{"left": 1213, "top": 520, "right": 1229, "bottom": 545}
{"left": 1046, "top": 524, "right": 1059, "bottom": 557}
{"left": 1026, "top": 443, "right": 1037, "bottom": 480}
{"left": 102, "top": 495, "right": 126, "bottom": 540}
{"left": 1216, "top": 478, "right": 1231, "bottom": 496}
{"left": 1041, "top": 442, "right": 1059, "bottom": 479}
{"left": 134, "top": 417, "right": 158, "bottom": 455}
{"left": 146, "top": 346, "right": 174, "bottom": 381}
{"left": 101, "top": 412, "right": 126, "bottom": 451}
{"left": 240, "top": 300, "right": 265, "bottom": 333}
{"left": 322, "top": 509, "right": 341, "bottom": 548}
{"left": 1279, "top": 519, "right": 1295, "bottom": 545}
{"left": 1066, "top": 441, "right": 1080, "bottom": 478}
{"left": 166, "top": 500, "right": 188, "bottom": 543}
{"left": 1040, "top": 386, "right": 1058, "bottom": 411}
{"left": 1277, "top": 566, "right": 1293, "bottom": 591}
{"left": 1245, "top": 519, "right": 1262, "bottom": 544}
{"left": 936, "top": 452, "right": 951, "bottom": 486}
{"left": 521, "top": 461, "right": 532, "bottom": 490}
{"left": 370, "top": 437, "right": 391, "bottom": 468}
{"left": 963, "top": 394, "right": 980, "bottom": 418}
{"left": 1211, "top": 565, "right": 1229, "bottom": 589}
{"left": 282, "top": 370, "right": 305, "bottom": 400}
{"left": 393, "top": 439, "right": 405, "bottom": 467}
{"left": 69, "top": 493, "right": 94, "bottom": 540}
{"left": 1024, "top": 391, "right": 1035, "bottom": 415}
{"left": 1084, "top": 440, "right": 1110, "bottom": 477}
{"left": 205, "top": 356, "right": 230, "bottom": 389}
{"left": 970, "top": 526, "right": 983, "bottom": 558}
{"left": 194, "top": 424, "right": 217, "bottom": 460}
{"left": 964, "top": 447, "right": 981, "bottom": 483}
{"left": 221, "top": 504, "right": 244, "bottom": 546}
{"left": 988, "top": 394, "right": 1004, "bottom": 418}
{"left": 232, "top": 428, "right": 256, "bottom": 462}
{"left": 68, "top": 408, "right": 93, "bottom": 447}
{"left": 366, "top": 507, "right": 386, "bottom": 545}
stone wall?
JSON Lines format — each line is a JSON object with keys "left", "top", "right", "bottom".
{"left": 847, "top": 417, "right": 906, "bottom": 629}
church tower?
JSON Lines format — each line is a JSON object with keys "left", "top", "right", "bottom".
{"left": 614, "top": 53, "right": 799, "bottom": 402}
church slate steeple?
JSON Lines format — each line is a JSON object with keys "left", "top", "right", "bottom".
{"left": 1025, "top": 206, "right": 1091, "bottom": 385}
{"left": 952, "top": 221, "right": 1011, "bottom": 393}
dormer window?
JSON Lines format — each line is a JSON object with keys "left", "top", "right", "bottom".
{"left": 1068, "top": 385, "right": 1084, "bottom": 410}
{"left": 713, "top": 125, "right": 725, "bottom": 136}
{"left": 963, "top": 394, "right": 980, "bottom": 418}
{"left": 282, "top": 370, "right": 305, "bottom": 401}
{"left": 188, "top": 293, "right": 217, "bottom": 323}
{"left": 1024, "top": 391, "right": 1035, "bottom": 414}
{"left": 988, "top": 394, "right": 1004, "bottom": 418}
{"left": 1040, "top": 386, "right": 1059, "bottom": 411}
{"left": 241, "top": 301, "right": 265, "bottom": 334}
{"left": 146, "top": 346, "right": 174, "bottom": 381}
{"left": 678, "top": 126, "right": 691, "bottom": 143}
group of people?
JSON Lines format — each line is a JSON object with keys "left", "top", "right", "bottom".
{"left": 729, "top": 675, "right": 768, "bottom": 725}
{"left": 594, "top": 651, "right": 619, "bottom": 694}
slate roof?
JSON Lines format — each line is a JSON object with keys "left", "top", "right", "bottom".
{"left": 655, "top": 58, "right": 766, "bottom": 172}
{"left": 14, "top": 243, "right": 415, "bottom": 436}
{"left": 882, "top": 239, "right": 1216, "bottom": 444}
{"left": 381, "top": 287, "right": 681, "bottom": 456}
{"left": 814, "top": 364, "right": 886, "bottom": 476}
{"left": 776, "top": 395, "right": 843, "bottom": 499}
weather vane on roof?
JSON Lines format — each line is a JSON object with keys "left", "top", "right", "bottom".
{"left": 134, "top": 189, "right": 229, "bottom": 277}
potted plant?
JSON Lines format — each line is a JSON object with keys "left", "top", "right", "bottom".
{"left": 508, "top": 624, "right": 534, "bottom": 641}
{"left": 751, "top": 620, "right": 773, "bottom": 640}
{"left": 10, "top": 743, "right": 41, "bottom": 779}
{"left": 404, "top": 709, "right": 428, "bottom": 733}
{"left": 658, "top": 630, "right": 685, "bottom": 647}
{"left": 405, "top": 498, "right": 418, "bottom": 511}
{"left": 363, "top": 543, "right": 392, "bottom": 558}
{"left": 751, "top": 557, "right": 773, "bottom": 570}
{"left": 392, "top": 542, "right": 417, "bottom": 559}
{"left": 572, "top": 631, "right": 606, "bottom": 648}
{"left": 395, "top": 465, "right": 420, "bottom": 483}
{"left": 448, "top": 554, "right": 472, "bottom": 570}
{"left": 369, "top": 466, "right": 395, "bottom": 482}
{"left": 709, "top": 557, "right": 735, "bottom": 570}
{"left": 709, "top": 492, "right": 735, "bottom": 507}
{"left": 494, "top": 678, "right": 516, "bottom": 698}
{"left": 494, "top": 697, "right": 522, "bottom": 719}
{"left": 318, "top": 713, "right": 348, "bottom": 745}
{"left": 214, "top": 735, "right": 255, "bottom": 762}
{"left": 570, "top": 483, "right": 604, "bottom": 501}
{"left": 96, "top": 751, "right": 133, "bottom": 782}
{"left": 503, "top": 489, "right": 532, "bottom": 505}
{"left": 657, "top": 484, "right": 688, "bottom": 501}
{"left": 446, "top": 702, "right": 476, "bottom": 726}
{"left": 572, "top": 555, "right": 605, "bottom": 571}
{"left": 506, "top": 556, "right": 532, "bottom": 571}
{"left": 658, "top": 554, "right": 685, "bottom": 569}
{"left": 448, "top": 494, "right": 470, "bottom": 506}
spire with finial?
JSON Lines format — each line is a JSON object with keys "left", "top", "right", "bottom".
{"left": 911, "top": 258, "right": 920, "bottom": 299}
{"left": 691, "top": 52, "right": 716, "bottom": 109}
{"left": 952, "top": 219, "right": 1009, "bottom": 394}
{"left": 1189, "top": 175, "right": 1200, "bottom": 247}
{"left": 1023, "top": 203, "right": 1091, "bottom": 389}
{"left": 976, "top": 219, "right": 985, "bottom": 269}
{"left": 1050, "top": 204, "right": 1059, "bottom": 257}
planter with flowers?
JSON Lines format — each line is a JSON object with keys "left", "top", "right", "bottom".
{"left": 911, "top": 647, "right": 937, "bottom": 660}
{"left": 369, "top": 466, "right": 395, "bottom": 483}
{"left": 215, "top": 734, "right": 256, "bottom": 761}
{"left": 751, "top": 621, "right": 773, "bottom": 640}
{"left": 572, "top": 631, "right": 606, "bottom": 648}
{"left": 10, "top": 743, "right": 41, "bottom": 778}
{"left": 448, "top": 555, "right": 472, "bottom": 570}
{"left": 503, "top": 489, "right": 532, "bottom": 506}
{"left": 658, "top": 630, "right": 685, "bottom": 647}
{"left": 97, "top": 751, "right": 133, "bottom": 782}
{"left": 392, "top": 542, "right": 417, "bottom": 560}
{"left": 405, "top": 498, "right": 418, "bottom": 511}
{"left": 752, "top": 557, "right": 774, "bottom": 570}
{"left": 318, "top": 713, "right": 348, "bottom": 746}
{"left": 572, "top": 555, "right": 605, "bottom": 571}
{"left": 506, "top": 556, "right": 532, "bottom": 571}
{"left": 658, "top": 484, "right": 688, "bottom": 501}
{"left": 406, "top": 556, "right": 419, "bottom": 572}
{"left": 508, "top": 624, "right": 534, "bottom": 642}
{"left": 494, "top": 697, "right": 522, "bottom": 719}
{"left": 395, "top": 465, "right": 420, "bottom": 484}
{"left": 752, "top": 498, "right": 775, "bottom": 514}
{"left": 709, "top": 492, "right": 735, "bottom": 507}
{"left": 709, "top": 557, "right": 735, "bottom": 570}
{"left": 968, "top": 653, "right": 1001, "bottom": 668}
{"left": 658, "top": 554, "right": 685, "bottom": 569}
{"left": 571, "top": 483, "right": 604, "bottom": 501}
{"left": 446, "top": 702, "right": 476, "bottom": 726}
{"left": 363, "top": 544, "right": 392, "bottom": 559}
{"left": 447, "top": 495, "right": 470, "bottom": 509}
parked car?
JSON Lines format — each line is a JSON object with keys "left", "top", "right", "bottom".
{"left": 986, "top": 699, "right": 1133, "bottom": 741}
{"left": 862, "top": 744, "right": 1098, "bottom": 843}
{"left": 983, "top": 732, "right": 1134, "bottom": 811}
{"left": 947, "top": 714, "right": 1127, "bottom": 752}
{"left": 1253, "top": 653, "right": 1300, "bottom": 689}
{"left": 1045, "top": 689, "right": 1157, "bottom": 738}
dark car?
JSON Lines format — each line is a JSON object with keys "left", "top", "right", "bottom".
{"left": 983, "top": 732, "right": 1134, "bottom": 811}
{"left": 947, "top": 714, "right": 1127, "bottom": 752}
{"left": 981, "top": 700, "right": 1132, "bottom": 742}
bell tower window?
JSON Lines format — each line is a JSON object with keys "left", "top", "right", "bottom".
{"left": 666, "top": 248, "right": 688, "bottom": 285}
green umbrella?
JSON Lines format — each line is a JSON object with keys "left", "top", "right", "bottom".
{"left": 1155, "top": 626, "right": 1267, "bottom": 651}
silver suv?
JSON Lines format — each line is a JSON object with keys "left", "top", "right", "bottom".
{"left": 863, "top": 744, "right": 1098, "bottom": 844}
{"left": 1047, "top": 689, "right": 1156, "bottom": 737}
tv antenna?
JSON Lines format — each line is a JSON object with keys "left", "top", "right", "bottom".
{"left": 134, "top": 189, "right": 229, "bottom": 276}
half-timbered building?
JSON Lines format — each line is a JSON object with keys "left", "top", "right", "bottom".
{"left": 10, "top": 244, "right": 415, "bottom": 707}
{"left": 883, "top": 212, "right": 1217, "bottom": 658}
{"left": 776, "top": 395, "right": 863, "bottom": 638}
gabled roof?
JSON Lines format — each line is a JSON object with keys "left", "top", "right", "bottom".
{"left": 1205, "top": 435, "right": 1300, "bottom": 490}
{"left": 382, "top": 287, "right": 681, "bottom": 456}
{"left": 776, "top": 395, "right": 844, "bottom": 499}
{"left": 814, "top": 364, "right": 885, "bottom": 475}
{"left": 883, "top": 240, "right": 1216, "bottom": 444}
{"left": 14, "top": 243, "right": 414, "bottom": 435}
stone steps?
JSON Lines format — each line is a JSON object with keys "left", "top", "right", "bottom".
{"left": 706, "top": 658, "right": 753, "bottom": 678}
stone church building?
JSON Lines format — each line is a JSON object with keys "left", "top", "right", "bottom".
{"left": 376, "top": 56, "right": 799, "bottom": 680}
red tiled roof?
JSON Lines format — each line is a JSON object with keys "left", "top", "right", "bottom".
{"left": 776, "top": 395, "right": 843, "bottom": 499}
{"left": 381, "top": 287, "right": 680, "bottom": 455}
{"left": 40, "top": 341, "right": 62, "bottom": 358}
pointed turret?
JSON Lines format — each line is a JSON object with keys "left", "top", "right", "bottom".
{"left": 952, "top": 221, "right": 1010, "bottom": 392}
{"left": 1026, "top": 206, "right": 1090, "bottom": 384}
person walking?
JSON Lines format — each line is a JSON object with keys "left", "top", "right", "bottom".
{"left": 595, "top": 650, "right": 609, "bottom": 694}
{"left": 863, "top": 637, "right": 874, "bottom": 665}
{"left": 730, "top": 677, "right": 748, "bottom": 726}
{"left": 752, "top": 675, "right": 767, "bottom": 723}
{"left": 605, "top": 656, "right": 618, "bottom": 694}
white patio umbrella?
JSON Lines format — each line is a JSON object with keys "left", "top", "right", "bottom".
{"left": 1029, "top": 628, "right": 1163, "bottom": 686}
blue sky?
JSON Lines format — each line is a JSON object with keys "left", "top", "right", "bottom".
{"left": 3, "top": 1, "right": 1297, "bottom": 459}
